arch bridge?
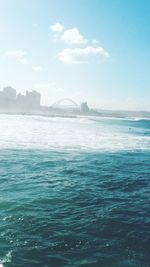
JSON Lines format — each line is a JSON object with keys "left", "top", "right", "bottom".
{"left": 51, "top": 98, "right": 79, "bottom": 110}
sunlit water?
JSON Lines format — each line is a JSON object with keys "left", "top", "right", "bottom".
{"left": 0, "top": 114, "right": 150, "bottom": 267}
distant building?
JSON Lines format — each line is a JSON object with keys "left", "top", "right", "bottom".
{"left": 3, "top": 86, "right": 16, "bottom": 100}
{"left": 17, "top": 93, "right": 27, "bottom": 108}
{"left": 81, "top": 102, "right": 89, "bottom": 113}
{"left": 0, "top": 86, "right": 16, "bottom": 108}
{"left": 0, "top": 86, "right": 41, "bottom": 111}
{"left": 25, "top": 91, "right": 41, "bottom": 108}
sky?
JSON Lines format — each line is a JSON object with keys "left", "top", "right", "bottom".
{"left": 0, "top": 0, "right": 150, "bottom": 110}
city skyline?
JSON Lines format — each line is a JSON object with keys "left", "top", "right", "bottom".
{"left": 0, "top": 85, "right": 93, "bottom": 117}
{"left": 0, "top": 0, "right": 150, "bottom": 110}
{"left": 0, "top": 86, "right": 41, "bottom": 110}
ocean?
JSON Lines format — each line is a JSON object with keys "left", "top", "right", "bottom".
{"left": 0, "top": 114, "right": 150, "bottom": 267}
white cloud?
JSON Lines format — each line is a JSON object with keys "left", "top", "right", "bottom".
{"left": 6, "top": 50, "right": 26, "bottom": 58}
{"left": 33, "top": 66, "right": 43, "bottom": 72}
{"left": 61, "top": 27, "right": 87, "bottom": 44}
{"left": 58, "top": 46, "right": 109, "bottom": 64}
{"left": 92, "top": 39, "right": 99, "bottom": 44}
{"left": 50, "top": 22, "right": 64, "bottom": 32}
{"left": 18, "top": 58, "right": 28, "bottom": 64}
{"left": 6, "top": 50, "right": 28, "bottom": 64}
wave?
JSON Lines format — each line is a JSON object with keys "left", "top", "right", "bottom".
{"left": 133, "top": 117, "right": 150, "bottom": 121}
{"left": 0, "top": 114, "right": 149, "bottom": 151}
{"left": 0, "top": 251, "right": 12, "bottom": 266}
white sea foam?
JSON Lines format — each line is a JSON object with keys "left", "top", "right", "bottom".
{"left": 0, "top": 114, "right": 149, "bottom": 151}
{"left": 0, "top": 250, "right": 12, "bottom": 266}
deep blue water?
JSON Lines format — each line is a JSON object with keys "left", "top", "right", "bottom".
{"left": 0, "top": 149, "right": 150, "bottom": 267}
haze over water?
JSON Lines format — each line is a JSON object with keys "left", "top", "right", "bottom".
{"left": 0, "top": 115, "right": 150, "bottom": 267}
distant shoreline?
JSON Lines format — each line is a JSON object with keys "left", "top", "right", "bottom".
{"left": 0, "top": 109, "right": 150, "bottom": 120}
{"left": 0, "top": 111, "right": 77, "bottom": 119}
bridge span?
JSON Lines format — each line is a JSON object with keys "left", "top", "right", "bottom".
{"left": 51, "top": 98, "right": 79, "bottom": 109}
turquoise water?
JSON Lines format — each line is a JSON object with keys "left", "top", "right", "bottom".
{"left": 0, "top": 115, "right": 150, "bottom": 266}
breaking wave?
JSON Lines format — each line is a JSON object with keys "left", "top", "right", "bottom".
{"left": 0, "top": 114, "right": 150, "bottom": 151}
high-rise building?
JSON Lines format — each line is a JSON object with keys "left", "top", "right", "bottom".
{"left": 3, "top": 86, "right": 16, "bottom": 100}
{"left": 81, "top": 102, "right": 89, "bottom": 113}
{"left": 0, "top": 87, "right": 41, "bottom": 111}
{"left": 0, "top": 87, "right": 16, "bottom": 108}
{"left": 25, "top": 90, "right": 41, "bottom": 108}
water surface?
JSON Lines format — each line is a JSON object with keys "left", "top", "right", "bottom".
{"left": 0, "top": 115, "right": 150, "bottom": 266}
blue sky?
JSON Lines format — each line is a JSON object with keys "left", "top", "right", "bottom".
{"left": 0, "top": 0, "right": 150, "bottom": 110}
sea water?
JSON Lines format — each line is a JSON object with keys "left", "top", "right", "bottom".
{"left": 0, "top": 115, "right": 150, "bottom": 266}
